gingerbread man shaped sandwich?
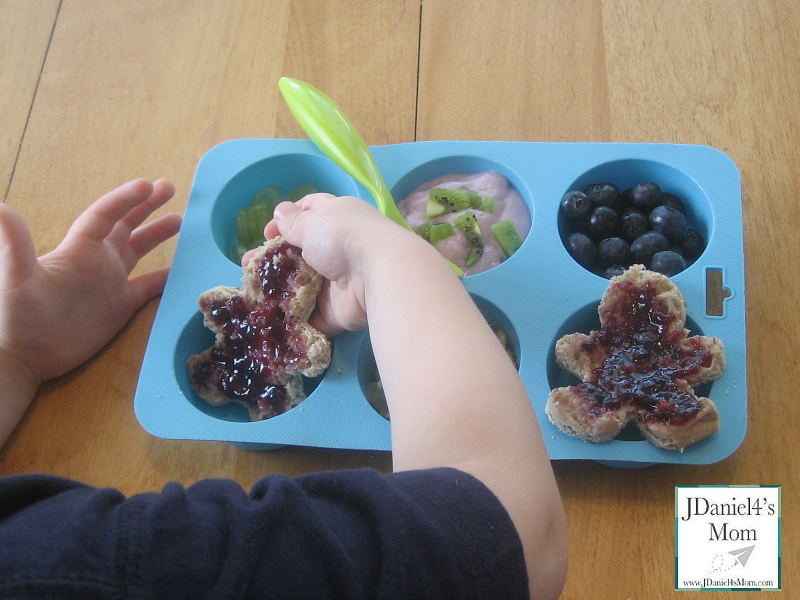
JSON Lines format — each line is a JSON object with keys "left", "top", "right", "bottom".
{"left": 546, "top": 264, "right": 726, "bottom": 451}
{"left": 188, "top": 237, "right": 331, "bottom": 421}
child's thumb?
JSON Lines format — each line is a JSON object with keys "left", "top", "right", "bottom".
{"left": 271, "top": 200, "right": 303, "bottom": 242}
{"left": 0, "top": 204, "right": 39, "bottom": 288}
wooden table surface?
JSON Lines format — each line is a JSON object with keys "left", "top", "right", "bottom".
{"left": 1, "top": 1, "right": 796, "bottom": 598}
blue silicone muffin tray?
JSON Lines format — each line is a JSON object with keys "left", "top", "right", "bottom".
{"left": 134, "top": 139, "right": 746, "bottom": 466}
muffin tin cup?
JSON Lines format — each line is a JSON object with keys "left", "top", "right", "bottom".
{"left": 135, "top": 139, "right": 746, "bottom": 466}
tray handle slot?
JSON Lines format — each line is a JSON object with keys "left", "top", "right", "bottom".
{"left": 705, "top": 267, "right": 732, "bottom": 317}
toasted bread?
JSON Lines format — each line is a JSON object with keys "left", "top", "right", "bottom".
{"left": 546, "top": 265, "right": 725, "bottom": 451}
{"left": 187, "top": 237, "right": 331, "bottom": 420}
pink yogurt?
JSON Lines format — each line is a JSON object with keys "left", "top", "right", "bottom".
{"left": 396, "top": 171, "right": 531, "bottom": 275}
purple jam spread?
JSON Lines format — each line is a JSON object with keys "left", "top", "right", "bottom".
{"left": 193, "top": 242, "right": 307, "bottom": 416}
{"left": 577, "top": 280, "right": 713, "bottom": 424}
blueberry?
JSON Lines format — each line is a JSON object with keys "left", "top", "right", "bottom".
{"left": 561, "top": 190, "right": 593, "bottom": 222}
{"left": 620, "top": 187, "right": 635, "bottom": 209}
{"left": 561, "top": 180, "right": 704, "bottom": 276}
{"left": 681, "top": 228, "right": 705, "bottom": 261}
{"left": 584, "top": 183, "right": 621, "bottom": 211}
{"left": 620, "top": 209, "right": 649, "bottom": 241}
{"left": 566, "top": 217, "right": 590, "bottom": 236}
{"left": 631, "top": 182, "right": 662, "bottom": 212}
{"left": 649, "top": 205, "right": 688, "bottom": 242}
{"left": 650, "top": 250, "right": 687, "bottom": 276}
{"left": 660, "top": 192, "right": 686, "bottom": 214}
{"left": 631, "top": 231, "right": 669, "bottom": 265}
{"left": 566, "top": 233, "right": 597, "bottom": 270}
{"left": 597, "top": 237, "right": 630, "bottom": 268}
{"left": 588, "top": 206, "right": 619, "bottom": 240}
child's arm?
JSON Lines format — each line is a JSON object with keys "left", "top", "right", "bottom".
{"left": 0, "top": 179, "right": 181, "bottom": 447}
{"left": 268, "top": 194, "right": 568, "bottom": 600}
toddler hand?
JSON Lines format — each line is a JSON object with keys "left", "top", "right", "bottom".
{"left": 262, "top": 193, "right": 416, "bottom": 337}
{"left": 0, "top": 179, "right": 181, "bottom": 383}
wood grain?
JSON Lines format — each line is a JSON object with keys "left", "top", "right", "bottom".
{"left": 417, "top": 0, "right": 611, "bottom": 142}
{"left": 0, "top": 0, "right": 59, "bottom": 199}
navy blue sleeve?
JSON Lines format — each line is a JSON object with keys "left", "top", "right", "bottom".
{"left": 0, "top": 468, "right": 528, "bottom": 599}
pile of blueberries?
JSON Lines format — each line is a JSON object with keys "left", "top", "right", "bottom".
{"left": 560, "top": 182, "right": 705, "bottom": 278}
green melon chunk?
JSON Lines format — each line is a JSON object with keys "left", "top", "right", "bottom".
{"left": 251, "top": 185, "right": 282, "bottom": 207}
{"left": 285, "top": 184, "right": 317, "bottom": 202}
{"left": 236, "top": 207, "right": 251, "bottom": 244}
{"left": 233, "top": 183, "right": 315, "bottom": 261}
{"left": 232, "top": 243, "right": 249, "bottom": 265}
{"left": 247, "top": 204, "right": 271, "bottom": 239}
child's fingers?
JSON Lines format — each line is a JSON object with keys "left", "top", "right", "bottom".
{"left": 241, "top": 247, "right": 257, "bottom": 267}
{"left": 270, "top": 194, "right": 335, "bottom": 247}
{"left": 308, "top": 287, "right": 368, "bottom": 336}
{"left": 65, "top": 179, "right": 155, "bottom": 244}
{"left": 270, "top": 201, "right": 303, "bottom": 243}
{"left": 128, "top": 266, "right": 171, "bottom": 308}
{"left": 0, "top": 203, "right": 40, "bottom": 289}
{"left": 263, "top": 218, "right": 280, "bottom": 240}
{"left": 291, "top": 192, "right": 337, "bottom": 209}
{"left": 308, "top": 308, "right": 345, "bottom": 338}
{"left": 253, "top": 195, "right": 336, "bottom": 262}
{"left": 120, "top": 213, "right": 182, "bottom": 273}
{"left": 105, "top": 179, "right": 176, "bottom": 251}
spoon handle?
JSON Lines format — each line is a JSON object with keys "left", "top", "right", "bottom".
{"left": 279, "top": 77, "right": 463, "bottom": 277}
{"left": 278, "top": 77, "right": 408, "bottom": 229}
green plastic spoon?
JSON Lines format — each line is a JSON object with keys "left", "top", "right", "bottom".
{"left": 278, "top": 77, "right": 464, "bottom": 277}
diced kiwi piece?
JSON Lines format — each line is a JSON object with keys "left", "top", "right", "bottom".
{"left": 426, "top": 187, "right": 475, "bottom": 218}
{"left": 491, "top": 219, "right": 523, "bottom": 258}
{"left": 429, "top": 222, "right": 455, "bottom": 244}
{"left": 425, "top": 196, "right": 447, "bottom": 219}
{"left": 475, "top": 194, "right": 495, "bottom": 213}
{"left": 251, "top": 185, "right": 282, "bottom": 207}
{"left": 413, "top": 221, "right": 432, "bottom": 241}
{"left": 463, "top": 247, "right": 482, "bottom": 268}
{"left": 438, "top": 188, "right": 477, "bottom": 211}
{"left": 453, "top": 211, "right": 483, "bottom": 268}
{"left": 285, "top": 184, "right": 317, "bottom": 202}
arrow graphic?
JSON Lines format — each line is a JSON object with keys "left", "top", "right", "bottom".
{"left": 729, "top": 545, "right": 755, "bottom": 567}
